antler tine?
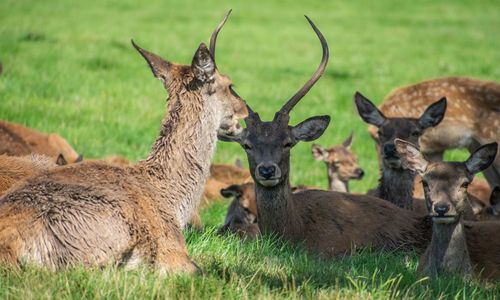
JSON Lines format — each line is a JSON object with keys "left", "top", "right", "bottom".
{"left": 279, "top": 16, "right": 329, "bottom": 115}
{"left": 209, "top": 9, "right": 232, "bottom": 62}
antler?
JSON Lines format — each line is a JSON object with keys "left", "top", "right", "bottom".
{"left": 279, "top": 16, "right": 329, "bottom": 115}
{"left": 209, "top": 9, "right": 232, "bottom": 62}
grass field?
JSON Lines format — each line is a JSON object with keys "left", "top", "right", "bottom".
{"left": 1, "top": 0, "right": 499, "bottom": 298}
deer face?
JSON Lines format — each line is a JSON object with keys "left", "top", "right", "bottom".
{"left": 220, "top": 182, "right": 257, "bottom": 221}
{"left": 132, "top": 11, "right": 247, "bottom": 139}
{"left": 355, "top": 92, "right": 446, "bottom": 170}
{"left": 312, "top": 133, "right": 364, "bottom": 182}
{"left": 396, "top": 139, "right": 498, "bottom": 224}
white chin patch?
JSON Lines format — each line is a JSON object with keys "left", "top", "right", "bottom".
{"left": 259, "top": 179, "right": 280, "bottom": 187}
{"left": 432, "top": 216, "right": 457, "bottom": 224}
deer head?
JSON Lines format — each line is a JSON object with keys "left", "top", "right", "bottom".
{"left": 395, "top": 139, "right": 498, "bottom": 224}
{"left": 219, "top": 16, "right": 330, "bottom": 187}
{"left": 220, "top": 183, "right": 257, "bottom": 221}
{"left": 311, "top": 132, "right": 364, "bottom": 187}
{"left": 132, "top": 10, "right": 247, "bottom": 138}
{"left": 355, "top": 93, "right": 447, "bottom": 170}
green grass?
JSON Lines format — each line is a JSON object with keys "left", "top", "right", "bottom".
{"left": 0, "top": 0, "right": 499, "bottom": 298}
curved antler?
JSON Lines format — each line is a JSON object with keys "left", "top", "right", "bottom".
{"left": 279, "top": 16, "right": 329, "bottom": 115}
{"left": 209, "top": 9, "right": 232, "bottom": 62}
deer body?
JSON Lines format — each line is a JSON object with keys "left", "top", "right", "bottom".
{"left": 0, "top": 120, "right": 81, "bottom": 163}
{"left": 374, "top": 77, "right": 500, "bottom": 186}
{"left": 395, "top": 139, "right": 500, "bottom": 279}
{"left": 0, "top": 12, "right": 247, "bottom": 273}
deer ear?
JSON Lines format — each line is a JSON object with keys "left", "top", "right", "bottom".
{"left": 418, "top": 97, "right": 447, "bottom": 129}
{"left": 394, "top": 139, "right": 428, "bottom": 174}
{"left": 292, "top": 115, "right": 330, "bottom": 142}
{"left": 56, "top": 154, "right": 68, "bottom": 166}
{"left": 191, "top": 43, "right": 215, "bottom": 83}
{"left": 220, "top": 185, "right": 242, "bottom": 198}
{"left": 342, "top": 132, "right": 354, "bottom": 148}
{"left": 354, "top": 92, "right": 386, "bottom": 127}
{"left": 490, "top": 186, "right": 500, "bottom": 206}
{"left": 311, "top": 144, "right": 328, "bottom": 161}
{"left": 465, "top": 142, "right": 498, "bottom": 175}
{"left": 132, "top": 40, "right": 172, "bottom": 85}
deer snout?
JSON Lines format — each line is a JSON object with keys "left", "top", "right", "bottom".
{"left": 258, "top": 165, "right": 276, "bottom": 179}
{"left": 434, "top": 202, "right": 450, "bottom": 216}
{"left": 355, "top": 168, "right": 364, "bottom": 179}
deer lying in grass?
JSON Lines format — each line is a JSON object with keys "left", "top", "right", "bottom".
{"left": 203, "top": 162, "right": 251, "bottom": 202}
{"left": 370, "top": 77, "right": 500, "bottom": 188}
{"left": 0, "top": 120, "right": 82, "bottom": 163}
{"left": 311, "top": 133, "right": 364, "bottom": 192}
{"left": 355, "top": 93, "right": 447, "bottom": 210}
{"left": 217, "top": 183, "right": 259, "bottom": 240}
{"left": 0, "top": 11, "right": 247, "bottom": 273}
{"left": 0, "top": 154, "right": 64, "bottom": 196}
{"left": 220, "top": 17, "right": 431, "bottom": 256}
{"left": 395, "top": 139, "right": 500, "bottom": 280}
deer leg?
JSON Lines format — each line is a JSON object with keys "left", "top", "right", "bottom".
{"left": 155, "top": 228, "right": 200, "bottom": 275}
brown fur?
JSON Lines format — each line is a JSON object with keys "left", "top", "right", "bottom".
{"left": 371, "top": 77, "right": 500, "bottom": 187}
{"left": 311, "top": 133, "right": 364, "bottom": 192}
{"left": 395, "top": 139, "right": 500, "bottom": 279}
{"left": 0, "top": 154, "right": 57, "bottom": 196}
{"left": 0, "top": 32, "right": 247, "bottom": 273}
{"left": 0, "top": 120, "right": 80, "bottom": 163}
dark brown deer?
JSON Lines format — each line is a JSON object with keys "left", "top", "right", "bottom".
{"left": 0, "top": 11, "right": 247, "bottom": 274}
{"left": 395, "top": 139, "right": 500, "bottom": 280}
{"left": 355, "top": 93, "right": 447, "bottom": 209}
{"left": 220, "top": 17, "right": 431, "bottom": 256}
{"left": 311, "top": 133, "right": 364, "bottom": 192}
{"left": 373, "top": 77, "right": 500, "bottom": 188}
{"left": 475, "top": 186, "right": 500, "bottom": 221}
{"left": 217, "top": 183, "right": 260, "bottom": 240}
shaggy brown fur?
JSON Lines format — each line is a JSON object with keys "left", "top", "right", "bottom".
{"left": 371, "top": 77, "right": 500, "bottom": 187}
{"left": 0, "top": 120, "right": 81, "bottom": 163}
{"left": 0, "top": 154, "right": 58, "bottom": 196}
{"left": 311, "top": 133, "right": 364, "bottom": 192}
{"left": 395, "top": 139, "right": 500, "bottom": 279}
{"left": 0, "top": 23, "right": 247, "bottom": 273}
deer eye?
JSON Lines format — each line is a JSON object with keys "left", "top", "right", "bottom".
{"left": 242, "top": 142, "right": 252, "bottom": 150}
{"left": 422, "top": 181, "right": 429, "bottom": 189}
{"left": 461, "top": 182, "right": 470, "bottom": 189}
{"left": 411, "top": 130, "right": 421, "bottom": 137}
{"left": 283, "top": 141, "right": 293, "bottom": 149}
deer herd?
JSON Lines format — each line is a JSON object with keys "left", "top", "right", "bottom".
{"left": 0, "top": 11, "right": 499, "bottom": 282}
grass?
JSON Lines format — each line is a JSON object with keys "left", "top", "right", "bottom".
{"left": 0, "top": 0, "right": 499, "bottom": 298}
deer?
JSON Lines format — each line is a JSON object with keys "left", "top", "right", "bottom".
{"left": 0, "top": 120, "right": 82, "bottom": 163}
{"left": 217, "top": 182, "right": 260, "bottom": 240}
{"left": 202, "top": 162, "right": 251, "bottom": 202}
{"left": 369, "top": 77, "right": 500, "bottom": 189}
{"left": 0, "top": 10, "right": 247, "bottom": 274}
{"left": 0, "top": 154, "right": 65, "bottom": 196}
{"left": 311, "top": 132, "right": 364, "bottom": 192}
{"left": 475, "top": 186, "right": 500, "bottom": 221}
{"left": 395, "top": 139, "right": 500, "bottom": 280}
{"left": 220, "top": 16, "right": 432, "bottom": 256}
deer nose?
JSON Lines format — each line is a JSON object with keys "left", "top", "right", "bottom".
{"left": 258, "top": 165, "right": 276, "bottom": 179}
{"left": 356, "top": 168, "right": 364, "bottom": 179}
{"left": 434, "top": 203, "right": 450, "bottom": 216}
{"left": 383, "top": 144, "right": 397, "bottom": 157}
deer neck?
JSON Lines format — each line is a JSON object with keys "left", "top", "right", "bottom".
{"left": 378, "top": 166, "right": 415, "bottom": 209}
{"left": 327, "top": 165, "right": 348, "bottom": 192}
{"left": 140, "top": 89, "right": 221, "bottom": 228}
{"left": 254, "top": 178, "right": 299, "bottom": 238}
{"left": 423, "top": 218, "right": 472, "bottom": 276}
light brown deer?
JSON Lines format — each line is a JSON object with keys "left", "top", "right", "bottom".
{"left": 220, "top": 17, "right": 431, "bottom": 256}
{"left": 369, "top": 77, "right": 500, "bottom": 188}
{"left": 395, "top": 139, "right": 500, "bottom": 280}
{"left": 0, "top": 120, "right": 82, "bottom": 163}
{"left": 311, "top": 133, "right": 364, "bottom": 192}
{"left": 0, "top": 154, "right": 63, "bottom": 196}
{"left": 0, "top": 11, "right": 247, "bottom": 273}
{"left": 217, "top": 183, "right": 260, "bottom": 240}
